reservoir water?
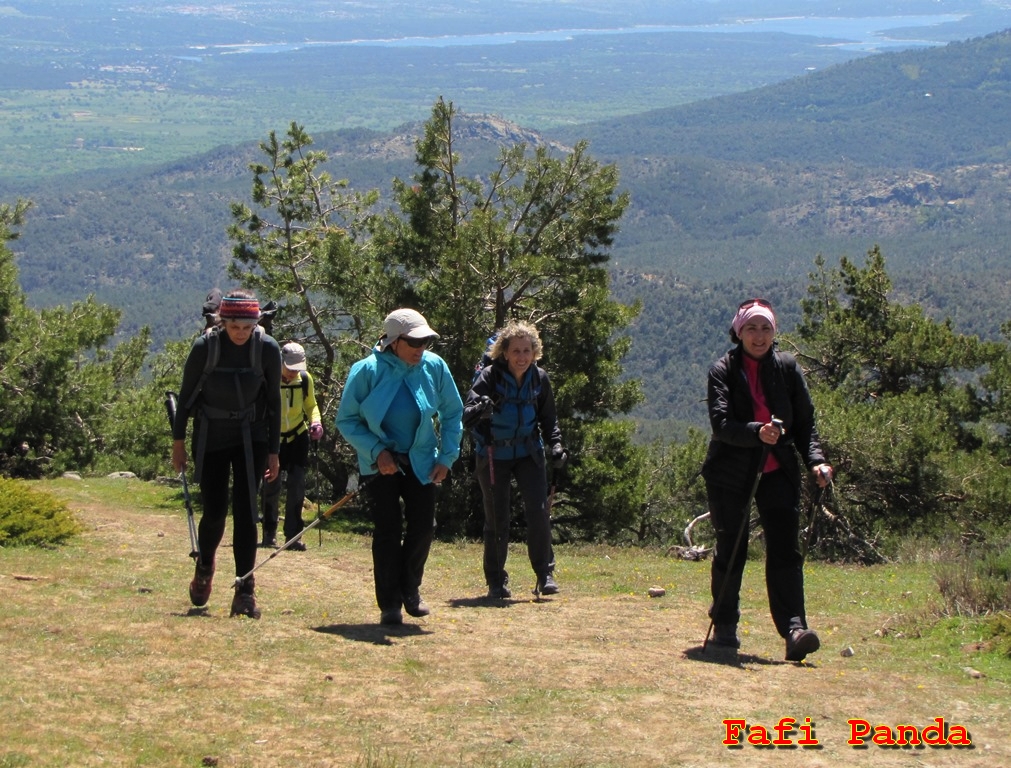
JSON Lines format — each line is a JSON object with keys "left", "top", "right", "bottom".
{"left": 205, "top": 14, "right": 966, "bottom": 56}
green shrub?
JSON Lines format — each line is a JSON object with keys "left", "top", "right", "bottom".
{"left": 0, "top": 478, "right": 83, "bottom": 547}
{"left": 934, "top": 541, "right": 1011, "bottom": 617}
{"left": 985, "top": 612, "right": 1011, "bottom": 658}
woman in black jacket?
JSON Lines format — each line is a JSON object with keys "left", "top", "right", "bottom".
{"left": 701, "top": 298, "right": 832, "bottom": 661}
{"left": 172, "top": 290, "right": 282, "bottom": 619}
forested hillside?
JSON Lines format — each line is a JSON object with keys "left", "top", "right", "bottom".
{"left": 5, "top": 30, "right": 1011, "bottom": 434}
{"left": 562, "top": 30, "right": 1011, "bottom": 170}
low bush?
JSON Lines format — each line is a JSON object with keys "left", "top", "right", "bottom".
{"left": 934, "top": 540, "right": 1011, "bottom": 617}
{"left": 0, "top": 477, "right": 83, "bottom": 547}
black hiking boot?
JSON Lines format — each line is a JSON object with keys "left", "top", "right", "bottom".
{"left": 403, "top": 593, "right": 430, "bottom": 617}
{"left": 230, "top": 580, "right": 261, "bottom": 619}
{"left": 535, "top": 573, "right": 559, "bottom": 596}
{"left": 188, "top": 561, "right": 214, "bottom": 607}
{"left": 711, "top": 624, "right": 741, "bottom": 649}
{"left": 487, "top": 580, "right": 512, "bottom": 599}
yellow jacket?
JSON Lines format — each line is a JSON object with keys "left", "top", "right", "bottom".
{"left": 280, "top": 371, "right": 321, "bottom": 442}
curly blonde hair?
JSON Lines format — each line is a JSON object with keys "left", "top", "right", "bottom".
{"left": 488, "top": 321, "right": 543, "bottom": 362}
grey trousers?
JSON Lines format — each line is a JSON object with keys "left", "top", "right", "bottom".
{"left": 476, "top": 452, "right": 555, "bottom": 588}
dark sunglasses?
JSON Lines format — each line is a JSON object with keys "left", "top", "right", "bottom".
{"left": 738, "top": 297, "right": 773, "bottom": 311}
{"left": 398, "top": 336, "right": 434, "bottom": 349}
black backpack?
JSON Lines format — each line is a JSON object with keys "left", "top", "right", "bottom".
{"left": 183, "top": 325, "right": 266, "bottom": 411}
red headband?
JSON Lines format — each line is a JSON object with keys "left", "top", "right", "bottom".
{"left": 218, "top": 297, "right": 260, "bottom": 321}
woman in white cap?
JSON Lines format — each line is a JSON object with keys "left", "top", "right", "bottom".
{"left": 336, "top": 308, "right": 464, "bottom": 625}
{"left": 701, "top": 298, "right": 832, "bottom": 661}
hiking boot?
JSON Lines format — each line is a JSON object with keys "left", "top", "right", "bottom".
{"left": 188, "top": 561, "right": 214, "bottom": 607}
{"left": 785, "top": 628, "right": 820, "bottom": 661}
{"left": 230, "top": 589, "right": 261, "bottom": 619}
{"left": 487, "top": 582, "right": 512, "bottom": 599}
{"left": 403, "top": 593, "right": 430, "bottom": 618}
{"left": 711, "top": 624, "right": 741, "bottom": 649}
{"left": 260, "top": 534, "right": 277, "bottom": 548}
{"left": 380, "top": 608, "right": 403, "bottom": 626}
{"left": 286, "top": 540, "right": 307, "bottom": 552}
{"left": 536, "top": 573, "right": 559, "bottom": 595}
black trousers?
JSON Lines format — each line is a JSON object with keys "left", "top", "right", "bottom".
{"left": 475, "top": 452, "right": 555, "bottom": 588}
{"left": 706, "top": 469, "right": 807, "bottom": 638}
{"left": 363, "top": 470, "right": 436, "bottom": 612}
{"left": 263, "top": 431, "right": 310, "bottom": 539}
{"left": 197, "top": 441, "right": 268, "bottom": 580}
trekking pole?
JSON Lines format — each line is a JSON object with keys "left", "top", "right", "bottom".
{"left": 313, "top": 442, "right": 322, "bottom": 548}
{"left": 164, "top": 392, "right": 202, "bottom": 566}
{"left": 234, "top": 473, "right": 375, "bottom": 588}
{"left": 801, "top": 469, "right": 831, "bottom": 562}
{"left": 703, "top": 416, "right": 782, "bottom": 652}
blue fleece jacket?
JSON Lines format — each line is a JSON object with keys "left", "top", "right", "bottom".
{"left": 336, "top": 346, "right": 464, "bottom": 483}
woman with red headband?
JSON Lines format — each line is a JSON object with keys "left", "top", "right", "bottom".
{"left": 172, "top": 288, "right": 282, "bottom": 619}
{"left": 701, "top": 298, "right": 832, "bottom": 661}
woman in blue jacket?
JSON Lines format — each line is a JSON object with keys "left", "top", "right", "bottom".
{"left": 336, "top": 309, "right": 464, "bottom": 626}
{"left": 464, "top": 321, "right": 566, "bottom": 599}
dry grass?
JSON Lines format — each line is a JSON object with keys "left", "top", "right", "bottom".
{"left": 1, "top": 477, "right": 1008, "bottom": 767}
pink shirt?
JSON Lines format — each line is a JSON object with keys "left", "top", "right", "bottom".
{"left": 742, "top": 355, "right": 780, "bottom": 473}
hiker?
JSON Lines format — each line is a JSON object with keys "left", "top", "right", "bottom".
{"left": 463, "top": 321, "right": 567, "bottom": 599}
{"left": 261, "top": 342, "right": 323, "bottom": 550}
{"left": 336, "top": 308, "right": 464, "bottom": 626}
{"left": 701, "top": 298, "right": 832, "bottom": 660}
{"left": 172, "top": 289, "right": 282, "bottom": 619}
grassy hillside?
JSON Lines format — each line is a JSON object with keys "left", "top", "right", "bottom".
{"left": 0, "top": 476, "right": 1007, "bottom": 766}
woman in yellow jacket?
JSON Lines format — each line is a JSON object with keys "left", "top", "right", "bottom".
{"left": 262, "top": 342, "right": 323, "bottom": 549}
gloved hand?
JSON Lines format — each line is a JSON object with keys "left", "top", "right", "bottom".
{"left": 551, "top": 443, "right": 568, "bottom": 469}
{"left": 309, "top": 422, "right": 323, "bottom": 441}
{"left": 477, "top": 395, "right": 495, "bottom": 420}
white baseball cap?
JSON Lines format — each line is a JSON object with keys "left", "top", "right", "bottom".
{"left": 380, "top": 309, "right": 439, "bottom": 351}
{"left": 281, "top": 342, "right": 307, "bottom": 371}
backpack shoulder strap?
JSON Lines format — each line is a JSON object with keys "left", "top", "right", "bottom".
{"left": 184, "top": 327, "right": 221, "bottom": 410}
{"left": 534, "top": 367, "right": 549, "bottom": 411}
{"left": 775, "top": 350, "right": 798, "bottom": 399}
{"left": 250, "top": 326, "right": 263, "bottom": 371}
{"left": 299, "top": 370, "right": 309, "bottom": 398}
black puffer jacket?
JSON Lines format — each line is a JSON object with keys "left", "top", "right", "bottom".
{"left": 701, "top": 344, "right": 826, "bottom": 491}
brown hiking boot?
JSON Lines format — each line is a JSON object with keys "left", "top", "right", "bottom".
{"left": 785, "top": 628, "right": 820, "bottom": 661}
{"left": 188, "top": 561, "right": 214, "bottom": 607}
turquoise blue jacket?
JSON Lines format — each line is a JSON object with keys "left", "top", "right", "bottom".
{"left": 336, "top": 346, "right": 464, "bottom": 483}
